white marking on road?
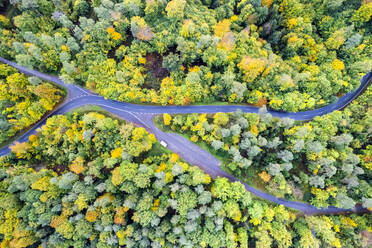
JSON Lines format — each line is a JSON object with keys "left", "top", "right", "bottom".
{"left": 97, "top": 104, "right": 152, "bottom": 128}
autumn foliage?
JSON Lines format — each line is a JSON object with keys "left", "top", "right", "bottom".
{"left": 0, "top": 63, "right": 64, "bottom": 145}
{"left": 1, "top": 111, "right": 371, "bottom": 247}
{"left": 0, "top": 0, "right": 369, "bottom": 111}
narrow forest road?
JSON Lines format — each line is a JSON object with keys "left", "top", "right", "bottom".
{"left": 0, "top": 57, "right": 371, "bottom": 215}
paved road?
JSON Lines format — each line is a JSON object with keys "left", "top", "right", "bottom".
{"left": 0, "top": 57, "right": 371, "bottom": 215}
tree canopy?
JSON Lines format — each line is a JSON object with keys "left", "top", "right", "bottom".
{"left": 0, "top": 63, "right": 64, "bottom": 145}
{"left": 161, "top": 84, "right": 372, "bottom": 209}
{"left": 1, "top": 111, "right": 371, "bottom": 247}
{"left": 0, "top": 0, "right": 370, "bottom": 110}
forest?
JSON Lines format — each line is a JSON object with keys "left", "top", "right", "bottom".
{"left": 0, "top": 0, "right": 371, "bottom": 110}
{"left": 0, "top": 0, "right": 371, "bottom": 247}
{"left": 0, "top": 62, "right": 64, "bottom": 146}
{"left": 158, "top": 77, "right": 372, "bottom": 210}
{"left": 0, "top": 111, "right": 371, "bottom": 247}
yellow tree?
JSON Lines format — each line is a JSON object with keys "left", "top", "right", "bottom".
{"left": 238, "top": 56, "right": 267, "bottom": 83}
{"left": 163, "top": 113, "right": 172, "bottom": 125}
{"left": 165, "top": 0, "right": 186, "bottom": 19}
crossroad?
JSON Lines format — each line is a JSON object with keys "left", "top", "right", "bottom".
{"left": 0, "top": 57, "right": 370, "bottom": 215}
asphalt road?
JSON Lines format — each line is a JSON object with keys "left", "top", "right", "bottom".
{"left": 0, "top": 57, "right": 371, "bottom": 215}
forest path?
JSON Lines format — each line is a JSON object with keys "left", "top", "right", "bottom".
{"left": 0, "top": 57, "right": 371, "bottom": 215}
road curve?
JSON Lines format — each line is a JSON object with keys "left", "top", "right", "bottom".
{"left": 0, "top": 57, "right": 371, "bottom": 215}
{"left": 1, "top": 57, "right": 371, "bottom": 120}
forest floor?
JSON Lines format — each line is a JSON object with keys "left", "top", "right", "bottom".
{"left": 0, "top": 4, "right": 15, "bottom": 17}
{"left": 143, "top": 53, "right": 169, "bottom": 91}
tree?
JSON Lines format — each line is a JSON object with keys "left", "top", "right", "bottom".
{"left": 277, "top": 150, "right": 293, "bottom": 163}
{"left": 165, "top": 0, "right": 186, "bottom": 19}
{"left": 56, "top": 172, "right": 78, "bottom": 190}
{"left": 211, "top": 140, "right": 223, "bottom": 150}
{"left": 230, "top": 81, "right": 247, "bottom": 102}
{"left": 336, "top": 193, "right": 355, "bottom": 209}
{"left": 163, "top": 113, "right": 172, "bottom": 126}
{"left": 308, "top": 176, "right": 325, "bottom": 189}
{"left": 162, "top": 53, "right": 180, "bottom": 72}
{"left": 28, "top": 76, "right": 41, "bottom": 85}
{"left": 361, "top": 198, "right": 372, "bottom": 209}
{"left": 238, "top": 56, "right": 267, "bottom": 83}
{"left": 351, "top": 2, "right": 372, "bottom": 24}
{"left": 213, "top": 112, "right": 229, "bottom": 126}
{"left": 267, "top": 163, "right": 281, "bottom": 176}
